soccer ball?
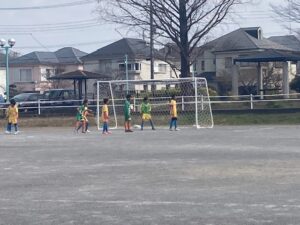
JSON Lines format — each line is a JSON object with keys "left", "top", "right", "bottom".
{"left": 133, "top": 124, "right": 141, "bottom": 129}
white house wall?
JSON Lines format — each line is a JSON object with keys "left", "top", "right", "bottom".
{"left": 196, "top": 50, "right": 216, "bottom": 74}
{"left": 0, "top": 68, "right": 5, "bottom": 96}
{"left": 83, "top": 59, "right": 177, "bottom": 95}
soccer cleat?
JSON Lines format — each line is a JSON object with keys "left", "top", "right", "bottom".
{"left": 14, "top": 131, "right": 19, "bottom": 135}
{"left": 169, "top": 128, "right": 173, "bottom": 131}
{"left": 5, "top": 131, "right": 11, "bottom": 134}
{"left": 86, "top": 130, "right": 91, "bottom": 133}
{"left": 175, "top": 128, "right": 180, "bottom": 131}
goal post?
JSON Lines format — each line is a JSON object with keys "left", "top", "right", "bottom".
{"left": 96, "top": 77, "right": 214, "bottom": 130}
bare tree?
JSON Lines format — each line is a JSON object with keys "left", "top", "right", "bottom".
{"left": 271, "top": 0, "right": 300, "bottom": 34}
{"left": 271, "top": 0, "right": 300, "bottom": 23}
{"left": 95, "top": 0, "right": 247, "bottom": 78}
{"left": 263, "top": 63, "right": 283, "bottom": 93}
{"left": 239, "top": 69, "right": 257, "bottom": 95}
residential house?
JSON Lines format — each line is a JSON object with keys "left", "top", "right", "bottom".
{"left": 268, "top": 35, "right": 300, "bottom": 74}
{"left": 9, "top": 47, "right": 87, "bottom": 93}
{"left": 81, "top": 38, "right": 177, "bottom": 93}
{"left": 0, "top": 53, "right": 5, "bottom": 96}
{"left": 196, "top": 27, "right": 298, "bottom": 96}
{"left": 0, "top": 51, "right": 19, "bottom": 97}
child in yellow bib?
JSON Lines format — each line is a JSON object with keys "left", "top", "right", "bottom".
{"left": 102, "top": 98, "right": 111, "bottom": 134}
{"left": 6, "top": 99, "right": 19, "bottom": 134}
{"left": 169, "top": 94, "right": 179, "bottom": 131}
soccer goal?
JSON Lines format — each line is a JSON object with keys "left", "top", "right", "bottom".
{"left": 96, "top": 77, "right": 214, "bottom": 130}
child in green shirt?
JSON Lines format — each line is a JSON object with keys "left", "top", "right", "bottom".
{"left": 124, "top": 94, "right": 133, "bottom": 132}
{"left": 140, "top": 96, "right": 155, "bottom": 130}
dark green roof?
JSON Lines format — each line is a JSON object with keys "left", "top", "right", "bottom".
{"left": 48, "top": 70, "right": 110, "bottom": 80}
{"left": 234, "top": 49, "right": 300, "bottom": 63}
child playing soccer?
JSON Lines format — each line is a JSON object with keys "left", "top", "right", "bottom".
{"left": 101, "top": 98, "right": 111, "bottom": 134}
{"left": 124, "top": 94, "right": 133, "bottom": 132}
{"left": 169, "top": 94, "right": 179, "bottom": 131}
{"left": 5, "top": 99, "right": 19, "bottom": 135}
{"left": 75, "top": 99, "right": 93, "bottom": 133}
{"left": 140, "top": 96, "right": 155, "bottom": 130}
{"left": 74, "top": 102, "right": 85, "bottom": 132}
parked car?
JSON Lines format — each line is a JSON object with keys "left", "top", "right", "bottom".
{"left": 44, "top": 89, "right": 75, "bottom": 100}
{"left": 10, "top": 92, "right": 44, "bottom": 112}
{"left": 42, "top": 89, "right": 79, "bottom": 109}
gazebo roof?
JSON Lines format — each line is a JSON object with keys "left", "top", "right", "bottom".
{"left": 48, "top": 70, "right": 110, "bottom": 80}
{"left": 234, "top": 49, "right": 300, "bottom": 63}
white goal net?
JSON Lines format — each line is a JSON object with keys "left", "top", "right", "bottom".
{"left": 96, "top": 78, "right": 214, "bottom": 130}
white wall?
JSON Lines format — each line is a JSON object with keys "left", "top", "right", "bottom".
{"left": 0, "top": 68, "right": 5, "bottom": 96}
{"left": 196, "top": 50, "right": 216, "bottom": 75}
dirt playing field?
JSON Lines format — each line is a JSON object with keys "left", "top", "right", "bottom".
{"left": 0, "top": 126, "right": 299, "bottom": 225}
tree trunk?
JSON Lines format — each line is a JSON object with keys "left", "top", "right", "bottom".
{"left": 179, "top": 0, "right": 190, "bottom": 78}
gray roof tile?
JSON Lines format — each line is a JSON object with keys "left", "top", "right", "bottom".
{"left": 10, "top": 47, "right": 87, "bottom": 66}
{"left": 203, "top": 28, "right": 292, "bottom": 52}
{"left": 81, "top": 38, "right": 151, "bottom": 61}
{"left": 268, "top": 35, "right": 300, "bottom": 51}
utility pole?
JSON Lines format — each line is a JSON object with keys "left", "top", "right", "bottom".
{"left": 125, "top": 54, "right": 129, "bottom": 94}
{"left": 150, "top": 0, "right": 155, "bottom": 90}
{"left": 288, "top": 0, "right": 292, "bottom": 34}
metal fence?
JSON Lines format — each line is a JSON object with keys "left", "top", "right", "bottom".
{"left": 1, "top": 93, "right": 300, "bottom": 116}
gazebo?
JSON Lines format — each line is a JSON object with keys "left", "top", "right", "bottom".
{"left": 233, "top": 49, "right": 300, "bottom": 98}
{"left": 48, "top": 70, "right": 110, "bottom": 99}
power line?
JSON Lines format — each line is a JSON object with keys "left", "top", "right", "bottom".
{"left": 0, "top": 22, "right": 102, "bottom": 32}
{"left": 30, "top": 33, "right": 50, "bottom": 51}
{"left": 0, "top": 19, "right": 99, "bottom": 27}
{"left": 13, "top": 39, "right": 118, "bottom": 50}
{"left": 0, "top": 0, "right": 95, "bottom": 10}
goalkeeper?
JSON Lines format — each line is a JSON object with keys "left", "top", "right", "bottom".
{"left": 140, "top": 96, "right": 155, "bottom": 130}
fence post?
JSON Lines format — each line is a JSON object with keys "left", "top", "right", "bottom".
{"left": 181, "top": 96, "right": 184, "bottom": 111}
{"left": 250, "top": 94, "right": 253, "bottom": 110}
{"left": 38, "top": 99, "right": 41, "bottom": 115}
{"left": 133, "top": 96, "right": 136, "bottom": 112}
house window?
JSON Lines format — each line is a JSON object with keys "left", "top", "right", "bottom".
{"left": 158, "top": 64, "right": 167, "bottom": 73}
{"left": 119, "top": 63, "right": 141, "bottom": 71}
{"left": 119, "top": 64, "right": 125, "bottom": 70}
{"left": 240, "top": 62, "right": 252, "bottom": 67}
{"left": 225, "top": 57, "right": 233, "bottom": 68}
{"left": 192, "top": 63, "right": 197, "bottom": 72}
{"left": 201, "top": 61, "right": 205, "bottom": 71}
{"left": 213, "top": 59, "right": 216, "bottom": 65}
{"left": 15, "top": 69, "right": 32, "bottom": 82}
{"left": 134, "top": 63, "right": 140, "bottom": 70}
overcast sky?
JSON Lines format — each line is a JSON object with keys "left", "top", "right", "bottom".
{"left": 0, "top": 0, "right": 297, "bottom": 55}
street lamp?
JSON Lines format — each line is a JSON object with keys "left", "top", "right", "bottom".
{"left": 0, "top": 38, "right": 16, "bottom": 102}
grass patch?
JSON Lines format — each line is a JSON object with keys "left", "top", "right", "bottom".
{"left": 213, "top": 112, "right": 300, "bottom": 125}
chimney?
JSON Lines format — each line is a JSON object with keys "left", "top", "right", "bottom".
{"left": 244, "top": 27, "right": 262, "bottom": 40}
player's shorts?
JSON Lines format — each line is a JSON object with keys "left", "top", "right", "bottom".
{"left": 76, "top": 114, "right": 82, "bottom": 121}
{"left": 125, "top": 115, "right": 131, "bottom": 121}
{"left": 142, "top": 113, "right": 151, "bottom": 121}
